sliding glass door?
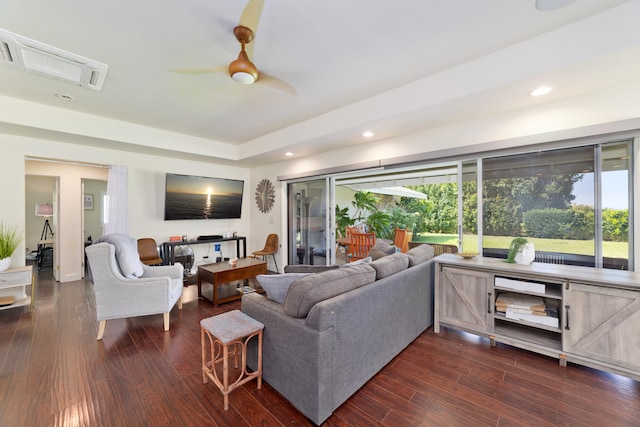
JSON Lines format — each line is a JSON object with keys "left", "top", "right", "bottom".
{"left": 284, "top": 139, "right": 633, "bottom": 271}
{"left": 287, "top": 179, "right": 331, "bottom": 266}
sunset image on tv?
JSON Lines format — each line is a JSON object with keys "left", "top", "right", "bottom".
{"left": 164, "top": 173, "right": 244, "bottom": 220}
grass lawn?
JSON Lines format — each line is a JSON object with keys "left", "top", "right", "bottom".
{"left": 413, "top": 233, "right": 629, "bottom": 259}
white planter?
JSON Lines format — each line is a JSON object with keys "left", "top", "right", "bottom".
{"left": 514, "top": 243, "right": 535, "bottom": 265}
{"left": 0, "top": 257, "right": 11, "bottom": 272}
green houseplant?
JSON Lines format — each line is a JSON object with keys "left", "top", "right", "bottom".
{"left": 505, "top": 237, "right": 529, "bottom": 263}
{"left": 0, "top": 223, "right": 24, "bottom": 271}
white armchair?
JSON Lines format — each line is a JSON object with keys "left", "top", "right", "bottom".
{"left": 86, "top": 241, "right": 184, "bottom": 340}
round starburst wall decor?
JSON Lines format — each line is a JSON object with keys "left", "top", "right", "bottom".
{"left": 255, "top": 178, "right": 276, "bottom": 213}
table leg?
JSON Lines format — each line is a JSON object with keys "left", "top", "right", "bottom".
{"left": 213, "top": 277, "right": 219, "bottom": 306}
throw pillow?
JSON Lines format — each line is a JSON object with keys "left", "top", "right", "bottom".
{"left": 405, "top": 243, "right": 435, "bottom": 267}
{"left": 94, "top": 233, "right": 145, "bottom": 278}
{"left": 341, "top": 256, "right": 372, "bottom": 267}
{"left": 368, "top": 239, "right": 396, "bottom": 260}
{"left": 370, "top": 252, "right": 409, "bottom": 279}
{"left": 256, "top": 273, "right": 311, "bottom": 304}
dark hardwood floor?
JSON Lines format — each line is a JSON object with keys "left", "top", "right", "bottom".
{"left": 1, "top": 267, "right": 639, "bottom": 426}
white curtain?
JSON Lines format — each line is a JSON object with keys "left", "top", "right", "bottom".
{"left": 103, "top": 165, "right": 128, "bottom": 236}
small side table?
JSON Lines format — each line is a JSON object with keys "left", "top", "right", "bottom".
{"left": 200, "top": 310, "right": 264, "bottom": 410}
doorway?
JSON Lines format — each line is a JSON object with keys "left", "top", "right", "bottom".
{"left": 25, "top": 159, "right": 109, "bottom": 282}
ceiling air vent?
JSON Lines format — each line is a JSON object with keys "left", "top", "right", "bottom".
{"left": 0, "top": 28, "right": 108, "bottom": 91}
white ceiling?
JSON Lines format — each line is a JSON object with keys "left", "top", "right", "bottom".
{"left": 0, "top": 0, "right": 638, "bottom": 167}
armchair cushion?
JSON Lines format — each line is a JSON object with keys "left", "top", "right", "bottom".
{"left": 95, "top": 233, "right": 144, "bottom": 278}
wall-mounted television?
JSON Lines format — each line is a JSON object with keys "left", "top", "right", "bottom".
{"left": 164, "top": 173, "right": 244, "bottom": 220}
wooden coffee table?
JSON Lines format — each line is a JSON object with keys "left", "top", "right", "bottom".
{"left": 197, "top": 258, "right": 267, "bottom": 306}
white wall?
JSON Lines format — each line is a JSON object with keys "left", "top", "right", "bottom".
{"left": 4, "top": 137, "right": 251, "bottom": 282}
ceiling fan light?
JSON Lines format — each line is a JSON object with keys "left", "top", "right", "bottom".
{"left": 229, "top": 50, "right": 259, "bottom": 84}
{"left": 232, "top": 71, "right": 257, "bottom": 84}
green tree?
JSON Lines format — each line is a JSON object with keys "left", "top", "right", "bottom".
{"left": 405, "top": 183, "right": 457, "bottom": 234}
{"left": 483, "top": 174, "right": 582, "bottom": 237}
{"left": 462, "top": 180, "right": 477, "bottom": 234}
{"left": 602, "top": 208, "right": 629, "bottom": 242}
{"left": 351, "top": 191, "right": 379, "bottom": 222}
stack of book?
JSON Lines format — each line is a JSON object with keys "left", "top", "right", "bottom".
{"left": 237, "top": 286, "right": 256, "bottom": 294}
{"left": 495, "top": 292, "right": 559, "bottom": 328}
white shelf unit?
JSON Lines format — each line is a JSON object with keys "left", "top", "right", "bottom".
{"left": 0, "top": 265, "right": 33, "bottom": 310}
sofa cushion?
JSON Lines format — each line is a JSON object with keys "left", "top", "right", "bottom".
{"left": 405, "top": 243, "right": 435, "bottom": 267}
{"left": 94, "top": 233, "right": 144, "bottom": 278}
{"left": 368, "top": 239, "right": 396, "bottom": 260}
{"left": 257, "top": 273, "right": 311, "bottom": 304}
{"left": 284, "top": 264, "right": 376, "bottom": 318}
{"left": 370, "top": 252, "right": 409, "bottom": 279}
{"left": 283, "top": 264, "right": 340, "bottom": 274}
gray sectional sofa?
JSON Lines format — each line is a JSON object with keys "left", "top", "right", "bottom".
{"left": 241, "top": 244, "right": 435, "bottom": 425}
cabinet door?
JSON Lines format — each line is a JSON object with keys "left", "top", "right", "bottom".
{"left": 437, "top": 266, "right": 492, "bottom": 333}
{"left": 564, "top": 283, "right": 640, "bottom": 371}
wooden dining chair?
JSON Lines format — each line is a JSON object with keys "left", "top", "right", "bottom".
{"left": 347, "top": 232, "right": 376, "bottom": 261}
{"left": 393, "top": 228, "right": 413, "bottom": 253}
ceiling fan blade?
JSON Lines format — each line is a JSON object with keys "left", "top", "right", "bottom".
{"left": 239, "top": 0, "right": 264, "bottom": 59}
{"left": 240, "top": 0, "right": 264, "bottom": 32}
{"left": 168, "top": 65, "right": 227, "bottom": 75}
{"left": 258, "top": 72, "right": 297, "bottom": 96}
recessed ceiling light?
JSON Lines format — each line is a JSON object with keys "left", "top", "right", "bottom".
{"left": 529, "top": 86, "right": 552, "bottom": 97}
{"left": 54, "top": 93, "right": 74, "bottom": 102}
{"left": 362, "top": 131, "right": 374, "bottom": 138}
{"left": 285, "top": 152, "right": 293, "bottom": 157}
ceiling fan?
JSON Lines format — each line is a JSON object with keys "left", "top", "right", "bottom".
{"left": 170, "top": 0, "right": 296, "bottom": 95}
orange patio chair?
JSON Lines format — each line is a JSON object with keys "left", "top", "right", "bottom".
{"left": 393, "top": 228, "right": 413, "bottom": 253}
{"left": 347, "top": 232, "right": 376, "bottom": 261}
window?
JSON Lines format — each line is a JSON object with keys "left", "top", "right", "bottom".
{"left": 480, "top": 141, "right": 631, "bottom": 269}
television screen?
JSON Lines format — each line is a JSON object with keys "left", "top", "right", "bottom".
{"left": 164, "top": 173, "right": 244, "bottom": 220}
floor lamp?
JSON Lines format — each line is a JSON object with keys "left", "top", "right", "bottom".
{"left": 35, "top": 203, "right": 54, "bottom": 241}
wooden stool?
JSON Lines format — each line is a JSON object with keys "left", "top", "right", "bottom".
{"left": 200, "top": 310, "right": 264, "bottom": 410}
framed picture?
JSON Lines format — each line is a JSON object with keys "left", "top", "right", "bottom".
{"left": 84, "top": 194, "right": 94, "bottom": 210}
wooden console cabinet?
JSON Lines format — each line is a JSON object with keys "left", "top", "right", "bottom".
{"left": 435, "top": 253, "right": 640, "bottom": 381}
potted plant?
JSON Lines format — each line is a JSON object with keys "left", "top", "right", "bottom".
{"left": 0, "top": 223, "right": 24, "bottom": 271}
{"left": 505, "top": 237, "right": 535, "bottom": 264}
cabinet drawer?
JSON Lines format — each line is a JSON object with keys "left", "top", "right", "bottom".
{"left": 0, "top": 267, "right": 32, "bottom": 288}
